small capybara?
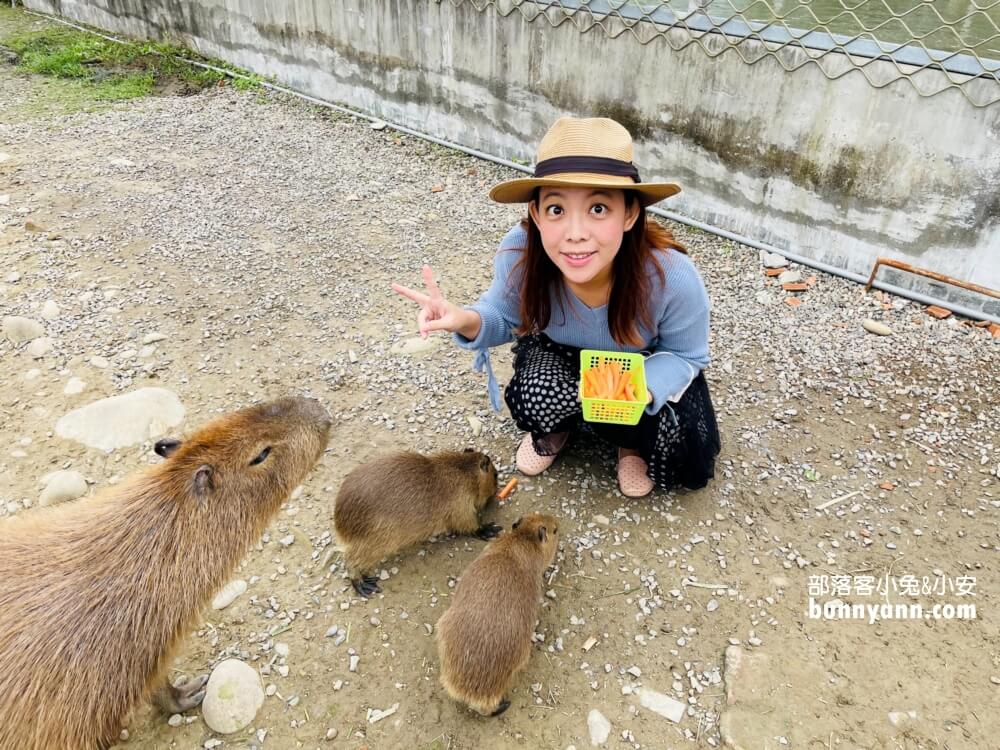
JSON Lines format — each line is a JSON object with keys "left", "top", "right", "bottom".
{"left": 436, "top": 512, "right": 560, "bottom": 717}
{"left": 333, "top": 448, "right": 500, "bottom": 596}
{"left": 0, "top": 396, "right": 332, "bottom": 750}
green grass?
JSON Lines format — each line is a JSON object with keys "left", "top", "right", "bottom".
{"left": 0, "top": 4, "right": 267, "bottom": 113}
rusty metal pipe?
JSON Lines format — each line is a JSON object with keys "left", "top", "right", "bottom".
{"left": 865, "top": 257, "right": 1000, "bottom": 300}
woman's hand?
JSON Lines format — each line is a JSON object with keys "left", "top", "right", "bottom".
{"left": 392, "top": 266, "right": 481, "bottom": 339}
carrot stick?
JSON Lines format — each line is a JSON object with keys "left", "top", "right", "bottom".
{"left": 497, "top": 477, "right": 518, "bottom": 500}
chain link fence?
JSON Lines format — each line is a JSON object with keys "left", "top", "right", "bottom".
{"left": 446, "top": 0, "right": 1000, "bottom": 107}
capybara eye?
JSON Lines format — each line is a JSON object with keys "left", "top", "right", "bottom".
{"left": 249, "top": 447, "right": 272, "bottom": 466}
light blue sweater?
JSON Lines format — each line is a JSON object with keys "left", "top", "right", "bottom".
{"left": 455, "top": 224, "right": 711, "bottom": 416}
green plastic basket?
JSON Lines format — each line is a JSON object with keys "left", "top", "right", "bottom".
{"left": 579, "top": 349, "right": 647, "bottom": 426}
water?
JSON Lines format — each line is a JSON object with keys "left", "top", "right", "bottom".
{"left": 646, "top": 0, "right": 1000, "bottom": 60}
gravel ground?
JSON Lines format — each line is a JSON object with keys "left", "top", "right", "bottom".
{"left": 1, "top": 33, "right": 998, "bottom": 750}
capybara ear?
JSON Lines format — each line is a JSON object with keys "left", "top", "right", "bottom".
{"left": 512, "top": 517, "right": 522, "bottom": 530}
{"left": 193, "top": 465, "right": 214, "bottom": 496}
{"left": 463, "top": 447, "right": 474, "bottom": 453}
{"left": 538, "top": 525, "right": 547, "bottom": 542}
{"left": 154, "top": 438, "right": 182, "bottom": 458}
{"left": 478, "top": 454, "right": 492, "bottom": 473}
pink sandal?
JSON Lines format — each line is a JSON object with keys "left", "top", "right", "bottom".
{"left": 516, "top": 432, "right": 568, "bottom": 476}
{"left": 618, "top": 450, "right": 654, "bottom": 498}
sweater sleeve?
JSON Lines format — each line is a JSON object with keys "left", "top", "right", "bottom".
{"left": 453, "top": 224, "right": 525, "bottom": 351}
{"left": 644, "top": 254, "right": 711, "bottom": 416}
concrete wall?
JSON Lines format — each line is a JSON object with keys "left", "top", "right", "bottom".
{"left": 25, "top": 0, "right": 1000, "bottom": 315}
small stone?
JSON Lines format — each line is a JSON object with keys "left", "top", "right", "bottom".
{"left": 777, "top": 270, "right": 802, "bottom": 284}
{"left": 638, "top": 688, "right": 686, "bottom": 723}
{"left": 39, "top": 470, "right": 88, "bottom": 506}
{"left": 325, "top": 625, "right": 340, "bottom": 637}
{"left": 41, "top": 301, "right": 60, "bottom": 320}
{"left": 167, "top": 714, "right": 183, "bottom": 727}
{"left": 325, "top": 728, "right": 339, "bottom": 740}
{"left": 468, "top": 415, "right": 483, "bottom": 436}
{"left": 762, "top": 251, "right": 788, "bottom": 268}
{"left": 212, "top": 579, "right": 248, "bottom": 610}
{"left": 990, "top": 676, "right": 1000, "bottom": 685}
{"left": 370, "top": 120, "right": 387, "bottom": 130}
{"left": 201, "top": 659, "right": 265, "bottom": 734}
{"left": 279, "top": 534, "right": 294, "bottom": 547}
{"left": 89, "top": 356, "right": 109, "bottom": 369}
{"left": 275, "top": 642, "right": 290, "bottom": 657}
{"left": 706, "top": 599, "right": 719, "bottom": 612}
{"left": 593, "top": 514, "right": 610, "bottom": 526}
{"left": 348, "top": 349, "right": 359, "bottom": 363}
{"left": 888, "top": 710, "right": 917, "bottom": 727}
{"left": 587, "top": 709, "right": 611, "bottom": 746}
{"left": 627, "top": 666, "right": 642, "bottom": 678}
{"left": 349, "top": 655, "right": 360, "bottom": 672}
{"left": 3, "top": 316, "right": 45, "bottom": 343}
{"left": 64, "top": 378, "right": 86, "bottom": 396}
{"left": 863, "top": 319, "right": 893, "bottom": 336}
{"left": 27, "top": 337, "right": 53, "bottom": 358}
{"left": 143, "top": 332, "right": 167, "bottom": 344}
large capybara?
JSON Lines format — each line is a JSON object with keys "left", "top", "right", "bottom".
{"left": 436, "top": 513, "right": 560, "bottom": 716}
{"left": 0, "top": 396, "right": 332, "bottom": 750}
{"left": 333, "top": 448, "right": 500, "bottom": 597}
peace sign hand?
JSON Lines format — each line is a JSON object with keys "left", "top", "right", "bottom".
{"left": 392, "top": 266, "right": 473, "bottom": 339}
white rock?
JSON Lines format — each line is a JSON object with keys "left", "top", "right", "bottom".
{"left": 39, "top": 470, "right": 88, "bottom": 506}
{"left": 212, "top": 579, "right": 248, "bottom": 610}
{"left": 143, "top": 332, "right": 167, "bottom": 344}
{"left": 55, "top": 387, "right": 185, "bottom": 451}
{"left": 24, "top": 368, "right": 41, "bottom": 381}
{"left": 777, "top": 270, "right": 802, "bottom": 284}
{"left": 64, "top": 377, "right": 87, "bottom": 396}
{"left": 275, "top": 642, "right": 290, "bottom": 657}
{"left": 349, "top": 655, "right": 360, "bottom": 672}
{"left": 89, "top": 356, "right": 109, "bottom": 369}
{"left": 587, "top": 709, "right": 611, "bottom": 746}
{"left": 367, "top": 703, "right": 399, "bottom": 723}
{"left": 201, "top": 659, "right": 265, "bottom": 734}
{"left": 0, "top": 152, "right": 9, "bottom": 163}
{"left": 40, "top": 300, "right": 60, "bottom": 320}
{"left": 5, "top": 271, "right": 21, "bottom": 283}
{"left": 468, "top": 415, "right": 483, "bottom": 437}
{"left": 638, "top": 688, "right": 686, "bottom": 723}
{"left": 0, "top": 194, "right": 9, "bottom": 205}
{"left": 3, "top": 316, "right": 45, "bottom": 343}
{"left": 167, "top": 714, "right": 183, "bottom": 727}
{"left": 370, "top": 120, "right": 388, "bottom": 130}
{"left": 592, "top": 514, "right": 610, "bottom": 526}
{"left": 27, "top": 337, "right": 53, "bottom": 358}
{"left": 762, "top": 251, "right": 788, "bottom": 268}
{"left": 390, "top": 336, "right": 438, "bottom": 355}
{"left": 862, "top": 319, "right": 893, "bottom": 336}
{"left": 888, "top": 709, "right": 917, "bottom": 727}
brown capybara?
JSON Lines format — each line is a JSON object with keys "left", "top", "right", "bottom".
{"left": 333, "top": 448, "right": 500, "bottom": 597}
{"left": 0, "top": 396, "right": 332, "bottom": 750}
{"left": 436, "top": 512, "right": 560, "bottom": 716}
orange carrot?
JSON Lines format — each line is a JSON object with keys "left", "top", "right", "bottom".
{"left": 497, "top": 477, "right": 518, "bottom": 500}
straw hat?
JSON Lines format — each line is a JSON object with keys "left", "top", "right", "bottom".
{"left": 489, "top": 117, "right": 680, "bottom": 206}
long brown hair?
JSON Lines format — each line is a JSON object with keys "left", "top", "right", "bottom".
{"left": 512, "top": 190, "right": 687, "bottom": 347}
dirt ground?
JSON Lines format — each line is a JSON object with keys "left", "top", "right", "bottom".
{"left": 1, "top": 10, "right": 998, "bottom": 750}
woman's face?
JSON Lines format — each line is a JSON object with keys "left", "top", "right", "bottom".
{"left": 529, "top": 187, "right": 640, "bottom": 289}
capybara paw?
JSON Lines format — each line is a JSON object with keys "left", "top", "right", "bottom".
{"left": 489, "top": 698, "right": 511, "bottom": 717}
{"left": 153, "top": 674, "right": 209, "bottom": 713}
{"left": 352, "top": 576, "right": 382, "bottom": 598}
{"left": 475, "top": 523, "right": 503, "bottom": 540}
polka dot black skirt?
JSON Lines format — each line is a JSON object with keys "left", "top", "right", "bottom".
{"left": 504, "top": 333, "right": 721, "bottom": 491}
